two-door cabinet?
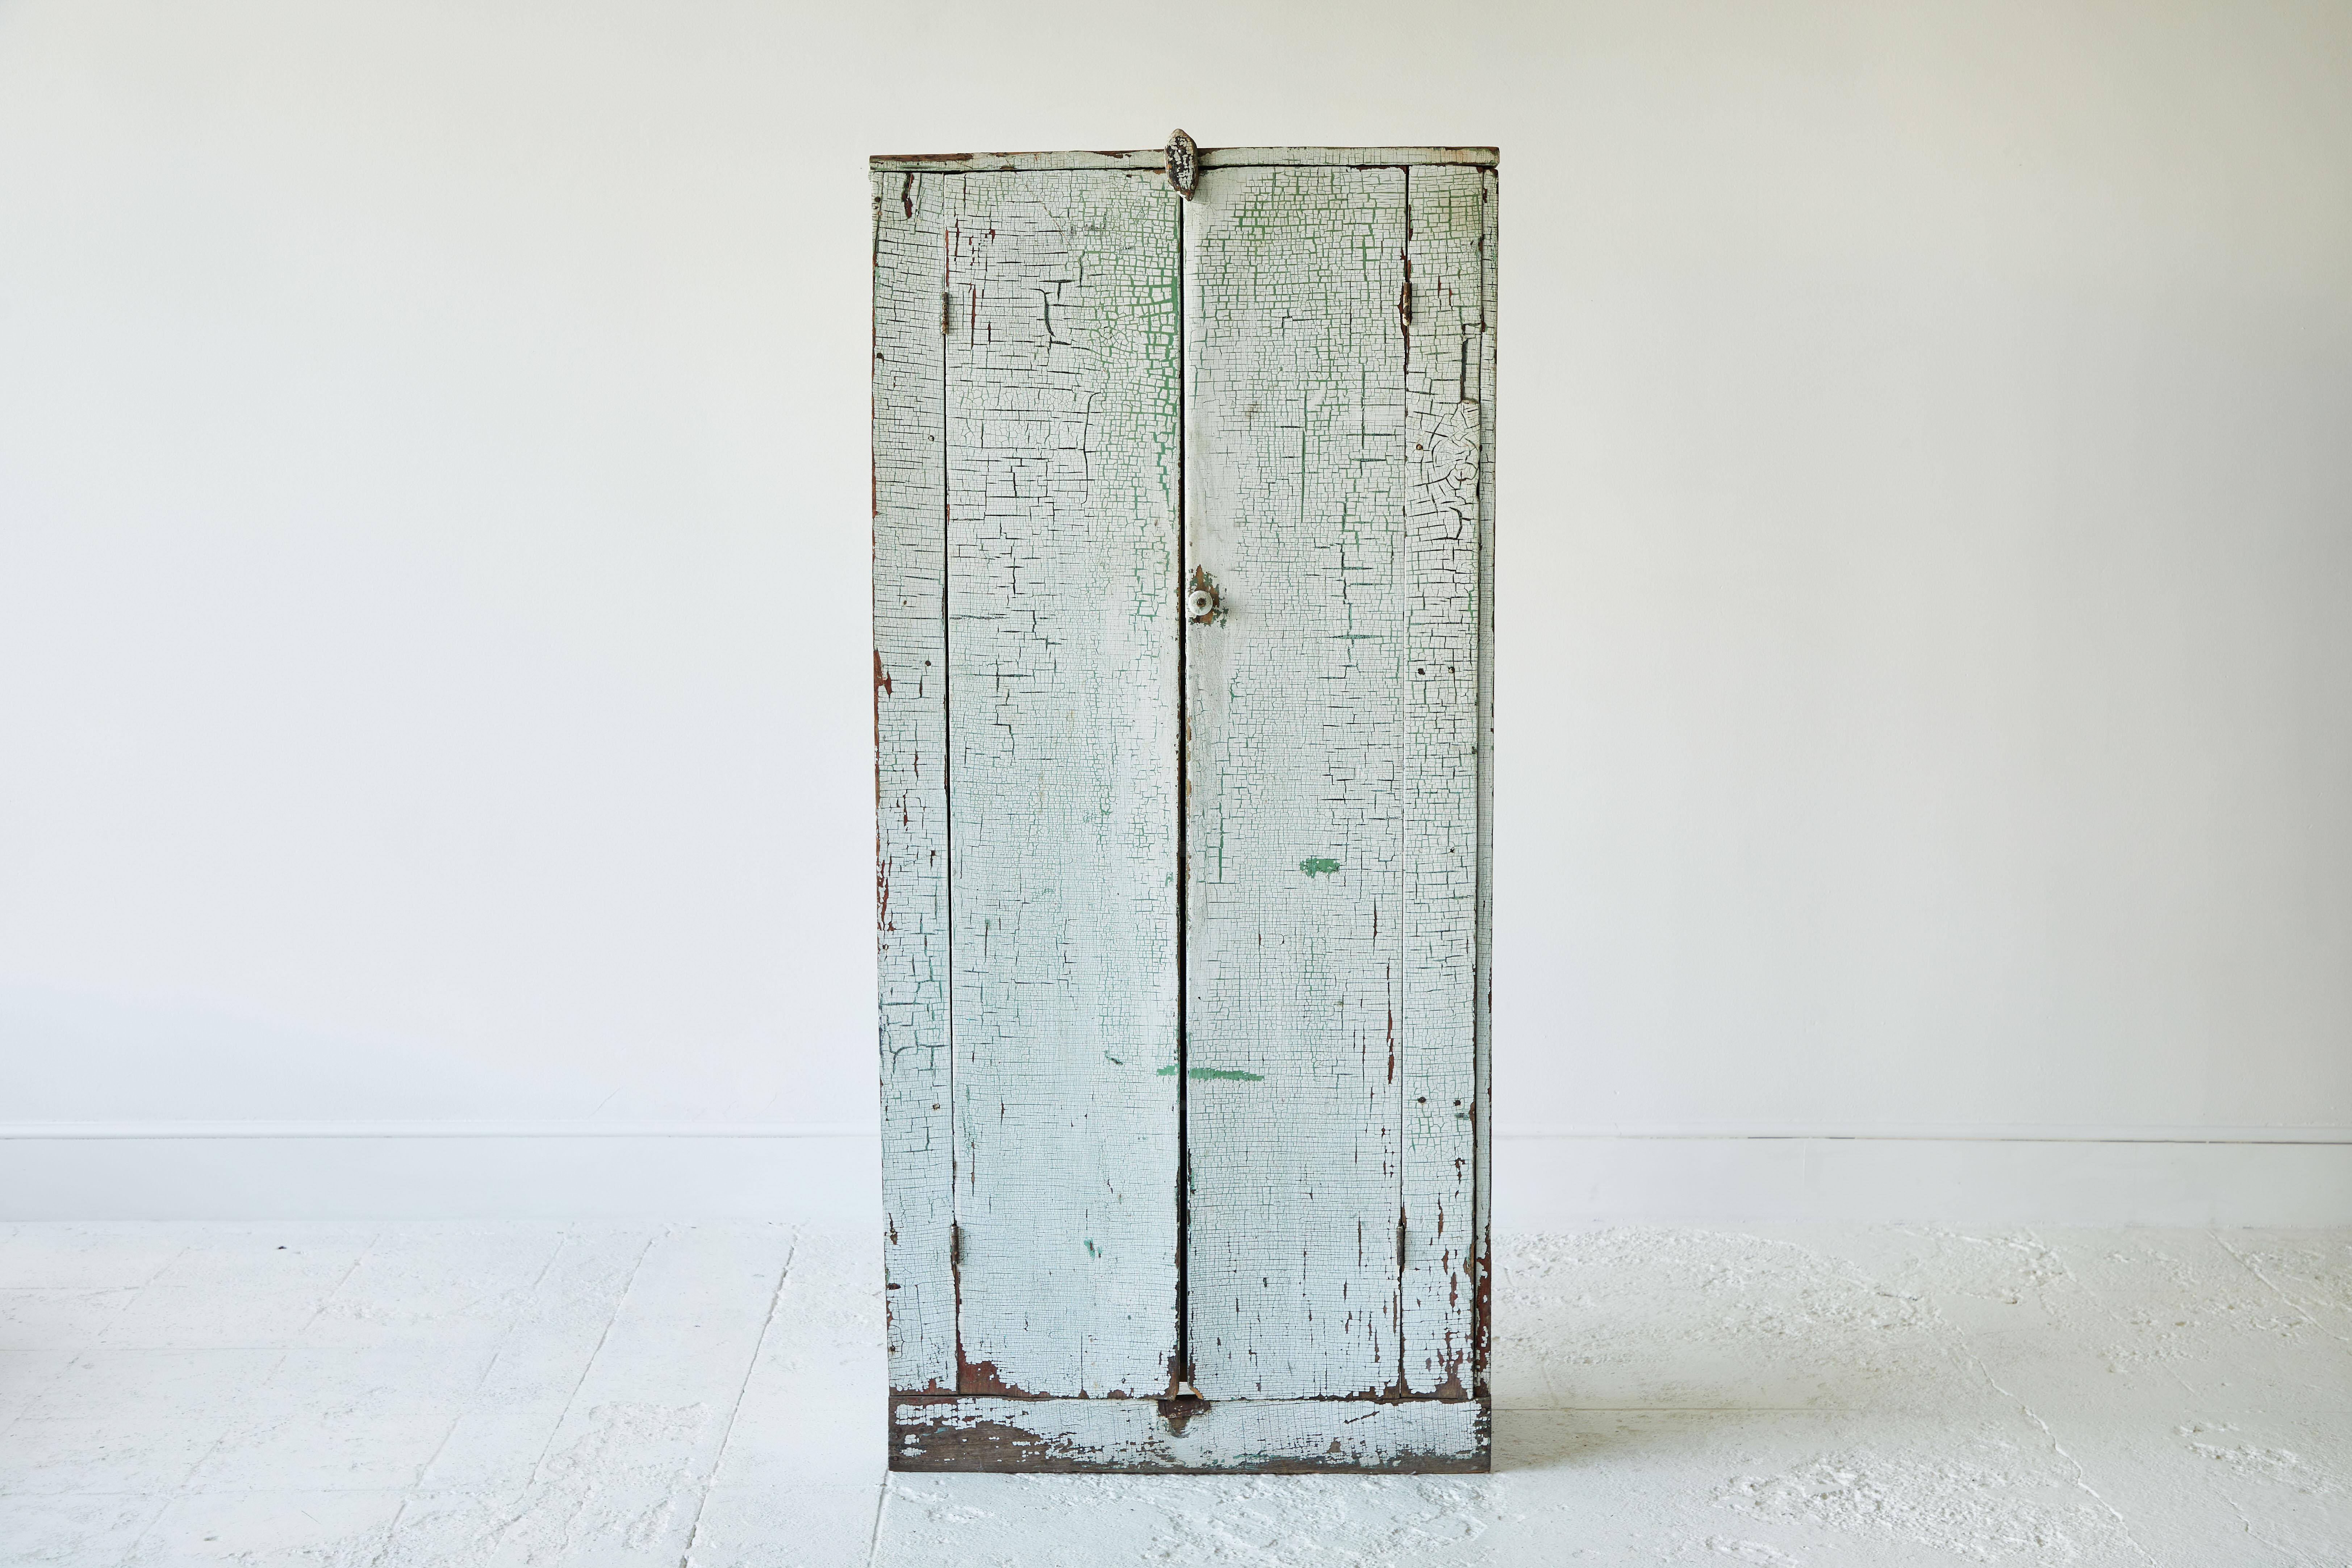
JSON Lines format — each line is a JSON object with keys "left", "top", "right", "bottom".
{"left": 872, "top": 141, "right": 1495, "bottom": 1473}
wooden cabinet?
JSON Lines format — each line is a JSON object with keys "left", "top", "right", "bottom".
{"left": 872, "top": 142, "right": 1495, "bottom": 1473}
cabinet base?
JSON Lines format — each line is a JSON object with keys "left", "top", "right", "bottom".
{"left": 889, "top": 1394, "right": 1489, "bottom": 1474}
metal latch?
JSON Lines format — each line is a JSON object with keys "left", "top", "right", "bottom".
{"left": 1166, "top": 129, "right": 1199, "bottom": 200}
{"left": 1185, "top": 567, "right": 1222, "bottom": 623}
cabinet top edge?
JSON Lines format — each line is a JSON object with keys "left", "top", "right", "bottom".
{"left": 869, "top": 146, "right": 1499, "bottom": 172}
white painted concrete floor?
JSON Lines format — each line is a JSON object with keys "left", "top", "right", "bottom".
{"left": 1, "top": 1224, "right": 2347, "bottom": 1566}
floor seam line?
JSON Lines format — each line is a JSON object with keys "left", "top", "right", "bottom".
{"left": 375, "top": 1265, "right": 541, "bottom": 1568}
{"left": 675, "top": 1231, "right": 798, "bottom": 1568}
{"left": 526, "top": 1228, "right": 660, "bottom": 1488}
{"left": 116, "top": 1231, "right": 380, "bottom": 1560}
{"left": 866, "top": 1475, "right": 895, "bottom": 1566}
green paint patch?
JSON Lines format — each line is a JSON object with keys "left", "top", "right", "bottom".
{"left": 1157, "top": 1065, "right": 1267, "bottom": 1082}
{"left": 1084, "top": 1239, "right": 1099, "bottom": 1258}
{"left": 1300, "top": 857, "right": 1341, "bottom": 877}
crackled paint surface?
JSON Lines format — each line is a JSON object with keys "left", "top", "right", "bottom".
{"left": 873, "top": 148, "right": 1495, "bottom": 1459}
{"left": 1398, "top": 162, "right": 1488, "bottom": 1400}
{"left": 1471, "top": 166, "right": 1499, "bottom": 1405}
{"left": 872, "top": 169, "right": 954, "bottom": 1395}
{"left": 943, "top": 169, "right": 1182, "bottom": 1399}
{"left": 1182, "top": 163, "right": 1488, "bottom": 1402}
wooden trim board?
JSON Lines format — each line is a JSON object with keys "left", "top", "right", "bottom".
{"left": 891, "top": 1396, "right": 1490, "bottom": 1473}
{"left": 871, "top": 146, "right": 1497, "bottom": 173}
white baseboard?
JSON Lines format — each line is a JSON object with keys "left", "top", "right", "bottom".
{"left": 0, "top": 1127, "right": 885, "bottom": 1224}
{"left": 1494, "top": 1132, "right": 2352, "bottom": 1228}
{"left": 1, "top": 1123, "right": 2346, "bottom": 1226}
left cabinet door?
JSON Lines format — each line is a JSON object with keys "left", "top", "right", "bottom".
{"left": 874, "top": 167, "right": 1183, "bottom": 1399}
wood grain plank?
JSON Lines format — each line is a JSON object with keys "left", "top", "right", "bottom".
{"left": 1472, "top": 167, "right": 1498, "bottom": 1396}
{"left": 872, "top": 167, "right": 954, "bottom": 1395}
{"left": 944, "top": 168, "right": 1182, "bottom": 1399}
{"left": 1398, "top": 164, "right": 1486, "bottom": 1396}
{"left": 1182, "top": 164, "right": 1410, "bottom": 1400}
{"left": 891, "top": 1396, "right": 1488, "bottom": 1473}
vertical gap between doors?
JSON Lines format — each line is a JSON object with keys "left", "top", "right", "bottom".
{"left": 1171, "top": 183, "right": 1192, "bottom": 1396}
{"left": 939, "top": 174, "right": 961, "bottom": 1395}
{"left": 1395, "top": 164, "right": 1412, "bottom": 1399}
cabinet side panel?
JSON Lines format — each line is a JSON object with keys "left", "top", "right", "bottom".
{"left": 1473, "top": 167, "right": 1497, "bottom": 1394}
{"left": 1398, "top": 164, "right": 1486, "bottom": 1396}
{"left": 1184, "top": 164, "right": 1411, "bottom": 1399}
{"left": 874, "top": 170, "right": 954, "bottom": 1394}
{"left": 945, "top": 169, "right": 1182, "bottom": 1398}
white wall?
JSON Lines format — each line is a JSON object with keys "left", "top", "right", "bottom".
{"left": 4, "top": 0, "right": 2348, "bottom": 1222}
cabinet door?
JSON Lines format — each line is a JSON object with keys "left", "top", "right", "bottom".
{"left": 1183, "top": 164, "right": 1488, "bottom": 1400}
{"left": 876, "top": 167, "right": 1182, "bottom": 1399}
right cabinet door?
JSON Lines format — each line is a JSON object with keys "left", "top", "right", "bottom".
{"left": 1182, "top": 162, "right": 1491, "bottom": 1401}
